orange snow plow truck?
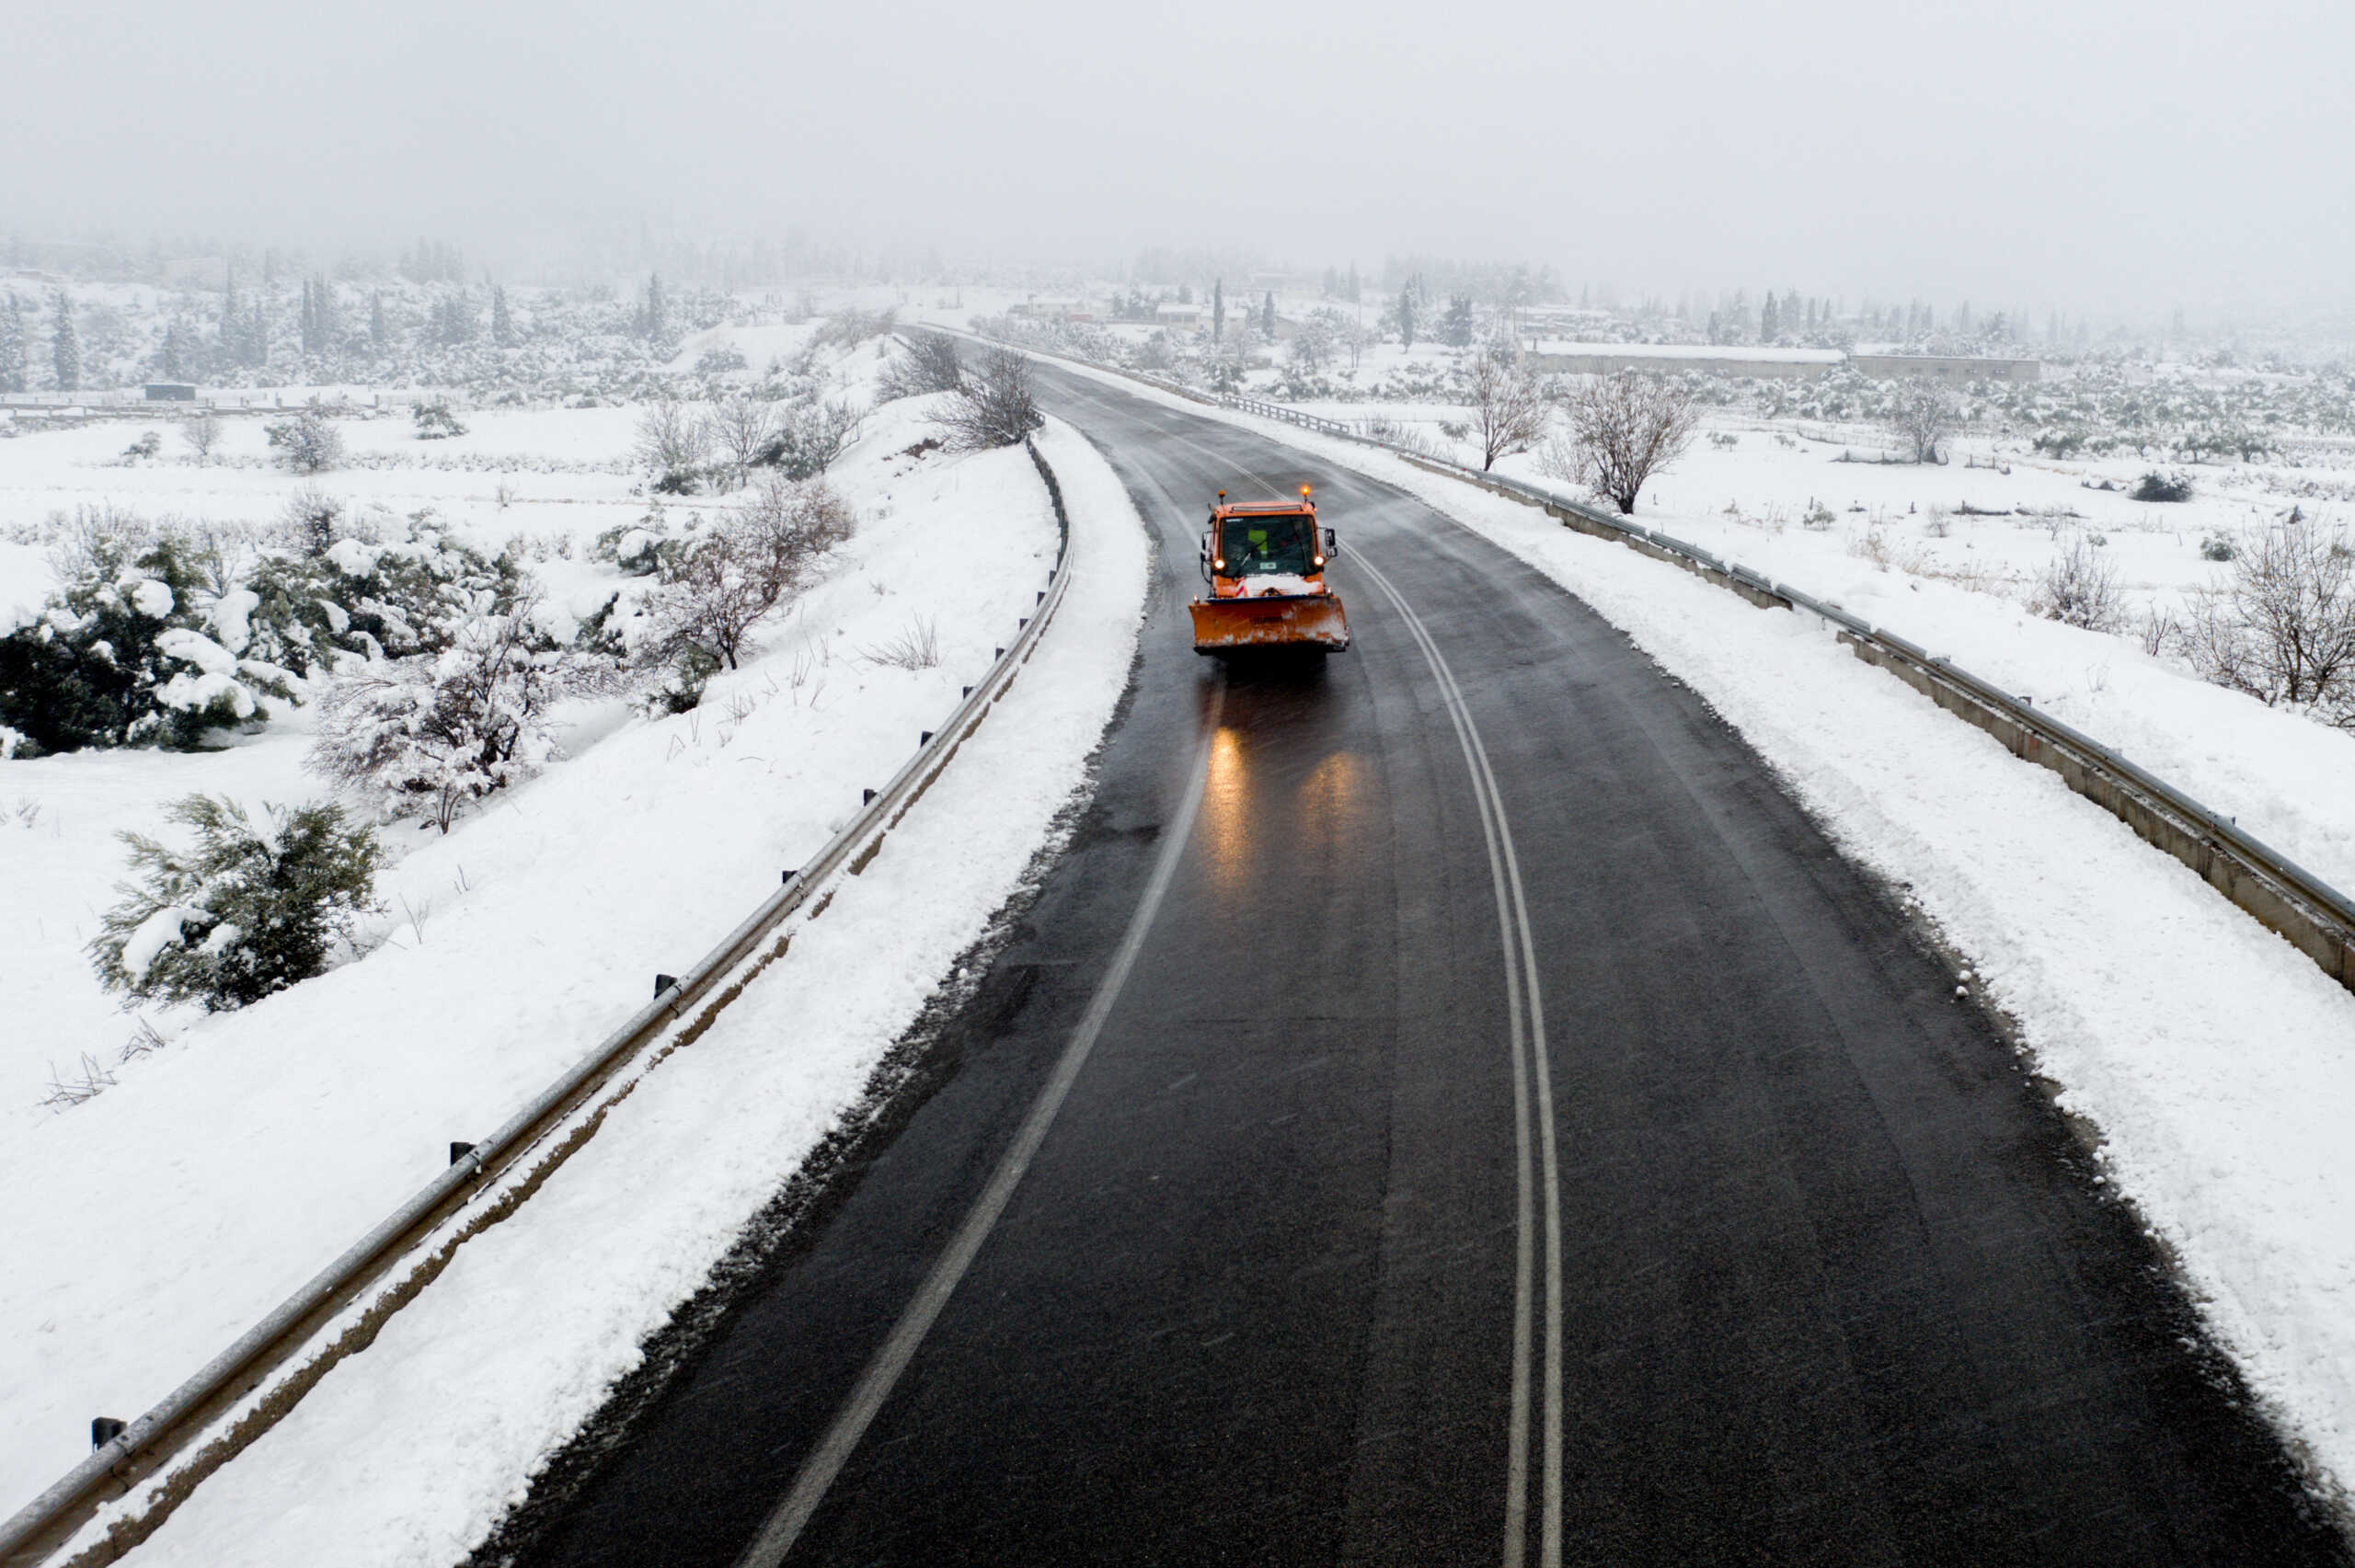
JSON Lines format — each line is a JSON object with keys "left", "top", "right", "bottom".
{"left": 1189, "top": 486, "right": 1350, "bottom": 655}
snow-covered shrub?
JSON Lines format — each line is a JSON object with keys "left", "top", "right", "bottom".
{"left": 121, "top": 430, "right": 163, "bottom": 463}
{"left": 875, "top": 334, "right": 963, "bottom": 402}
{"left": 812, "top": 307, "right": 896, "bottom": 350}
{"left": 1887, "top": 379, "right": 1959, "bottom": 464}
{"left": 638, "top": 475, "right": 853, "bottom": 674}
{"left": 279, "top": 488, "right": 344, "bottom": 558}
{"left": 592, "top": 508, "right": 678, "bottom": 578}
{"left": 2030, "top": 538, "right": 2126, "bottom": 632}
{"left": 87, "top": 795, "right": 381, "bottom": 1012}
{"left": 2178, "top": 515, "right": 2355, "bottom": 728}
{"left": 930, "top": 348, "right": 1042, "bottom": 452}
{"left": 247, "top": 518, "right": 527, "bottom": 674}
{"left": 263, "top": 406, "right": 346, "bottom": 474}
{"left": 309, "top": 598, "right": 621, "bottom": 831}
{"left": 761, "top": 397, "right": 863, "bottom": 480}
{"left": 2131, "top": 471, "right": 2193, "bottom": 503}
{"left": 0, "top": 527, "right": 288, "bottom": 753}
{"left": 411, "top": 399, "right": 468, "bottom": 440}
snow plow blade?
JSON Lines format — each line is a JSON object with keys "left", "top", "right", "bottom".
{"left": 1189, "top": 593, "right": 1350, "bottom": 654}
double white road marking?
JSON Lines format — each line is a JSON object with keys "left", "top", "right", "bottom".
{"left": 1350, "top": 551, "right": 1566, "bottom": 1568}
{"left": 741, "top": 422, "right": 1565, "bottom": 1566}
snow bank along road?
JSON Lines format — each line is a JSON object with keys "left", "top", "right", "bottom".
{"left": 464, "top": 363, "right": 2351, "bottom": 1568}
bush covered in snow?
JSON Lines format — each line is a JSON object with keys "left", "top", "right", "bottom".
{"left": 875, "top": 333, "right": 963, "bottom": 402}
{"left": 308, "top": 597, "right": 622, "bottom": 831}
{"left": 0, "top": 500, "right": 556, "bottom": 754}
{"left": 931, "top": 348, "right": 1043, "bottom": 452}
{"left": 87, "top": 795, "right": 382, "bottom": 1012}
{"left": 592, "top": 509, "right": 679, "bottom": 578}
{"left": 2030, "top": 537, "right": 2126, "bottom": 632}
{"left": 0, "top": 516, "right": 292, "bottom": 753}
{"left": 262, "top": 406, "right": 347, "bottom": 474}
{"left": 411, "top": 399, "right": 469, "bottom": 440}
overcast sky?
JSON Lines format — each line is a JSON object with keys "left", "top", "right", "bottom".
{"left": 6, "top": 0, "right": 2348, "bottom": 315}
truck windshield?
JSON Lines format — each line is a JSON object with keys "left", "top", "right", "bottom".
{"left": 1219, "top": 514, "right": 1318, "bottom": 577}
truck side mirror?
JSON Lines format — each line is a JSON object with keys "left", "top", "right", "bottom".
{"left": 1323, "top": 527, "right": 1339, "bottom": 555}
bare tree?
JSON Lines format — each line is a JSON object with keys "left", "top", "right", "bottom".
{"left": 706, "top": 394, "right": 781, "bottom": 490}
{"left": 767, "top": 397, "right": 865, "bottom": 479}
{"left": 932, "top": 347, "right": 1044, "bottom": 451}
{"left": 641, "top": 476, "right": 856, "bottom": 670}
{"left": 1542, "top": 371, "right": 1699, "bottom": 514}
{"left": 2178, "top": 514, "right": 2355, "bottom": 726}
{"left": 179, "top": 411, "right": 220, "bottom": 463}
{"left": 634, "top": 397, "right": 714, "bottom": 493}
{"left": 1888, "top": 377, "right": 1959, "bottom": 464}
{"left": 875, "top": 333, "right": 964, "bottom": 402}
{"left": 1466, "top": 352, "right": 1551, "bottom": 471}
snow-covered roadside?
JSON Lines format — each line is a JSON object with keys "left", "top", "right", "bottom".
{"left": 1030, "top": 357, "right": 2355, "bottom": 1505}
{"left": 0, "top": 395, "right": 1074, "bottom": 1513}
{"left": 94, "top": 418, "right": 1144, "bottom": 1565}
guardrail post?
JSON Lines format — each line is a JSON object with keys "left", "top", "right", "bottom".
{"left": 448, "top": 1142, "right": 477, "bottom": 1166}
{"left": 90, "top": 1420, "right": 125, "bottom": 1451}
{"left": 654, "top": 973, "right": 676, "bottom": 997}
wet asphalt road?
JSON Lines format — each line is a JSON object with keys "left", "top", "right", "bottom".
{"left": 493, "top": 366, "right": 2349, "bottom": 1568}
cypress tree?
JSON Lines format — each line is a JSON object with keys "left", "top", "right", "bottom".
{"left": 491, "top": 285, "right": 513, "bottom": 347}
{"left": 371, "top": 291, "right": 388, "bottom": 349}
{"left": 0, "top": 294, "right": 27, "bottom": 393}
{"left": 1212, "top": 278, "right": 1224, "bottom": 343}
{"left": 1261, "top": 291, "right": 1276, "bottom": 340}
{"left": 52, "top": 292, "right": 81, "bottom": 392}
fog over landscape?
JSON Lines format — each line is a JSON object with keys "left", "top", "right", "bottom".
{"left": 6, "top": 0, "right": 2350, "bottom": 316}
{"left": 10, "top": 6, "right": 2355, "bottom": 1568}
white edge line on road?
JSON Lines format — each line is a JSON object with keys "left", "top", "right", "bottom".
{"left": 732, "top": 681, "right": 1228, "bottom": 1568}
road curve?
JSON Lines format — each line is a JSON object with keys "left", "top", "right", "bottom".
{"left": 486, "top": 365, "right": 2348, "bottom": 1568}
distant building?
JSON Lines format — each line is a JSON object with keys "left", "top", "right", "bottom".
{"left": 144, "top": 383, "right": 198, "bottom": 401}
{"left": 1522, "top": 343, "right": 1844, "bottom": 381}
{"left": 1518, "top": 343, "right": 2041, "bottom": 383}
{"left": 1007, "top": 299, "right": 1094, "bottom": 323}
{"left": 1850, "top": 353, "right": 2040, "bottom": 383}
{"left": 1154, "top": 302, "right": 1204, "bottom": 330}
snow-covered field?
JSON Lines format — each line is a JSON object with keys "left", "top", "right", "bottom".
{"left": 0, "top": 338, "right": 1150, "bottom": 1543}
{"left": 1036, "top": 356, "right": 2355, "bottom": 1509}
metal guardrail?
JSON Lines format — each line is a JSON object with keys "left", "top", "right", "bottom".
{"left": 0, "top": 440, "right": 1083, "bottom": 1568}
{"left": 1388, "top": 453, "right": 2355, "bottom": 998}
{"left": 982, "top": 327, "right": 2355, "bottom": 999}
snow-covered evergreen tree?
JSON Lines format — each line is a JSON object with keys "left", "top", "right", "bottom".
{"left": 491, "top": 284, "right": 513, "bottom": 346}
{"left": 0, "top": 294, "right": 26, "bottom": 393}
{"left": 51, "top": 292, "right": 81, "bottom": 392}
{"left": 87, "top": 794, "right": 381, "bottom": 1012}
